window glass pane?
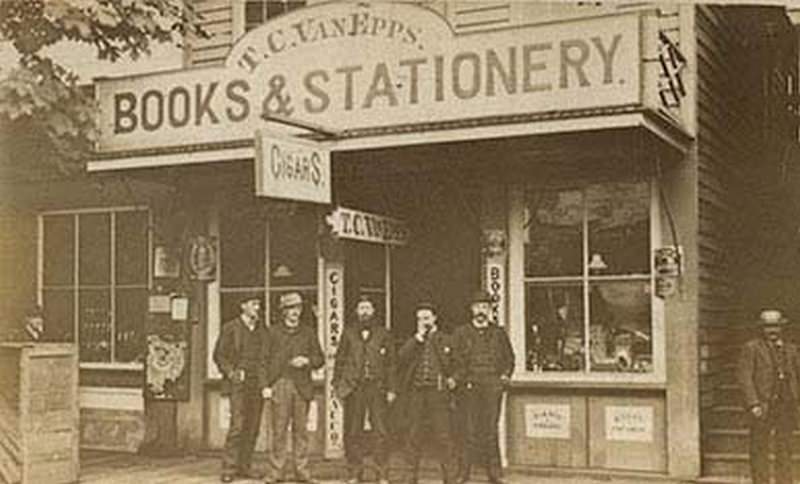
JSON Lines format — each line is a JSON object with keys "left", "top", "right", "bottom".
{"left": 115, "top": 288, "right": 147, "bottom": 363}
{"left": 525, "top": 284, "right": 584, "bottom": 372}
{"left": 269, "top": 208, "right": 317, "bottom": 286}
{"left": 43, "top": 289, "right": 74, "bottom": 342}
{"left": 525, "top": 189, "right": 583, "bottom": 277}
{"left": 269, "top": 289, "right": 318, "bottom": 330}
{"left": 245, "top": 1, "right": 265, "bottom": 30}
{"left": 588, "top": 281, "right": 652, "bottom": 373}
{"left": 287, "top": 1, "right": 305, "bottom": 12}
{"left": 220, "top": 205, "right": 265, "bottom": 287}
{"left": 266, "top": 0, "right": 286, "bottom": 18}
{"left": 116, "top": 211, "right": 149, "bottom": 285}
{"left": 79, "top": 289, "right": 111, "bottom": 362}
{"left": 79, "top": 213, "right": 111, "bottom": 285}
{"left": 586, "top": 182, "right": 650, "bottom": 275}
{"left": 43, "top": 215, "right": 74, "bottom": 286}
{"left": 346, "top": 242, "right": 385, "bottom": 289}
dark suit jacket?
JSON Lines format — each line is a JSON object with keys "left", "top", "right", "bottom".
{"left": 264, "top": 322, "right": 324, "bottom": 400}
{"left": 213, "top": 317, "right": 268, "bottom": 395}
{"left": 737, "top": 337, "right": 800, "bottom": 409}
{"left": 333, "top": 323, "right": 396, "bottom": 399}
{"left": 451, "top": 322, "right": 515, "bottom": 386}
{"left": 397, "top": 330, "right": 456, "bottom": 392}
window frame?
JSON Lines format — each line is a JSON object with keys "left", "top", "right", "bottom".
{"left": 38, "top": 206, "right": 151, "bottom": 371}
{"left": 234, "top": 0, "right": 308, "bottom": 39}
{"left": 508, "top": 180, "right": 666, "bottom": 385}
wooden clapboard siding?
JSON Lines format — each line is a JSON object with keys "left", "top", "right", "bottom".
{"left": 187, "top": 0, "right": 234, "bottom": 67}
{"left": 451, "top": 1, "right": 511, "bottom": 32}
{"left": 696, "top": 4, "right": 799, "bottom": 477}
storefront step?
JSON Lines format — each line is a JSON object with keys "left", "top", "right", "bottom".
{"left": 703, "top": 452, "right": 800, "bottom": 478}
{"left": 704, "top": 428, "right": 800, "bottom": 454}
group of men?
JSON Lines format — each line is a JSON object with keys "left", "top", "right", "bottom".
{"left": 213, "top": 289, "right": 514, "bottom": 484}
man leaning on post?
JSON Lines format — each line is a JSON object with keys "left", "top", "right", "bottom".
{"left": 213, "top": 294, "right": 270, "bottom": 483}
{"left": 737, "top": 308, "right": 800, "bottom": 484}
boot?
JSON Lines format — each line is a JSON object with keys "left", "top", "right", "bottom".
{"left": 456, "top": 464, "right": 471, "bottom": 484}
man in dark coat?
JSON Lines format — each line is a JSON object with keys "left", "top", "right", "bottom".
{"left": 398, "top": 301, "right": 458, "bottom": 484}
{"left": 264, "top": 291, "right": 325, "bottom": 484}
{"left": 213, "top": 295, "right": 269, "bottom": 483}
{"left": 333, "top": 295, "right": 397, "bottom": 484}
{"left": 737, "top": 309, "right": 800, "bottom": 484}
{"left": 452, "top": 290, "right": 514, "bottom": 484}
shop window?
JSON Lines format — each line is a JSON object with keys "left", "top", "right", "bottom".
{"left": 245, "top": 0, "right": 306, "bottom": 31}
{"left": 218, "top": 204, "right": 318, "bottom": 328}
{"left": 41, "top": 209, "right": 150, "bottom": 366}
{"left": 524, "top": 182, "right": 653, "bottom": 375}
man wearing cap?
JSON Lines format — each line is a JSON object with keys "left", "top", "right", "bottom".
{"left": 263, "top": 291, "right": 324, "bottom": 484}
{"left": 213, "top": 295, "right": 270, "bottom": 483}
{"left": 737, "top": 309, "right": 800, "bottom": 484}
{"left": 452, "top": 290, "right": 514, "bottom": 484}
{"left": 333, "top": 295, "right": 397, "bottom": 484}
{"left": 398, "top": 301, "right": 458, "bottom": 484}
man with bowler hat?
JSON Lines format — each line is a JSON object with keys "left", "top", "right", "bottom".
{"left": 213, "top": 294, "right": 270, "bottom": 483}
{"left": 398, "top": 301, "right": 458, "bottom": 484}
{"left": 737, "top": 309, "right": 800, "bottom": 484}
{"left": 333, "top": 294, "right": 397, "bottom": 484}
{"left": 452, "top": 290, "right": 514, "bottom": 484}
{"left": 264, "top": 291, "right": 324, "bottom": 484}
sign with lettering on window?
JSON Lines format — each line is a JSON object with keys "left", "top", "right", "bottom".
{"left": 96, "top": 2, "right": 642, "bottom": 152}
{"left": 326, "top": 207, "right": 409, "bottom": 246}
{"left": 606, "top": 405, "right": 654, "bottom": 442}
{"left": 255, "top": 130, "right": 331, "bottom": 204}
{"left": 525, "top": 403, "right": 571, "bottom": 439}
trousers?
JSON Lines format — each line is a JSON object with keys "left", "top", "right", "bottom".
{"left": 749, "top": 394, "right": 797, "bottom": 484}
{"left": 222, "top": 383, "right": 264, "bottom": 473}
{"left": 405, "top": 386, "right": 457, "bottom": 483}
{"left": 267, "top": 378, "right": 312, "bottom": 481}
{"left": 343, "top": 380, "right": 390, "bottom": 480}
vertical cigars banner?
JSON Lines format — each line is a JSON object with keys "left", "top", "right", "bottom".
{"left": 323, "top": 261, "right": 345, "bottom": 459}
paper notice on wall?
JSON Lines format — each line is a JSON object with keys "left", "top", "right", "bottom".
{"left": 219, "top": 396, "right": 230, "bottom": 430}
{"left": 307, "top": 400, "right": 318, "bottom": 432}
{"left": 525, "top": 404, "right": 571, "bottom": 439}
{"left": 606, "top": 405, "right": 654, "bottom": 442}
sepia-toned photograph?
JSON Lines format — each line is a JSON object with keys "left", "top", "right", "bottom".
{"left": 1, "top": 1, "right": 800, "bottom": 483}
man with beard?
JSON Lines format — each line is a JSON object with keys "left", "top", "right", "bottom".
{"left": 264, "top": 291, "right": 324, "bottom": 484}
{"left": 213, "top": 295, "right": 269, "bottom": 483}
{"left": 737, "top": 309, "right": 800, "bottom": 484}
{"left": 452, "top": 290, "right": 514, "bottom": 484}
{"left": 333, "top": 295, "right": 397, "bottom": 484}
{"left": 398, "top": 301, "right": 458, "bottom": 484}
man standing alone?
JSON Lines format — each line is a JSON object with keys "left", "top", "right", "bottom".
{"left": 264, "top": 291, "right": 325, "bottom": 484}
{"left": 452, "top": 290, "right": 514, "bottom": 484}
{"left": 213, "top": 295, "right": 270, "bottom": 483}
{"left": 333, "top": 295, "right": 397, "bottom": 484}
{"left": 398, "top": 301, "right": 457, "bottom": 484}
{"left": 737, "top": 309, "right": 800, "bottom": 484}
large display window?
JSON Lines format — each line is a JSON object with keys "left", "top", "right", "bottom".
{"left": 40, "top": 208, "right": 150, "bottom": 368}
{"left": 509, "top": 180, "right": 664, "bottom": 383}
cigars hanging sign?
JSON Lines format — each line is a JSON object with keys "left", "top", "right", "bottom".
{"left": 96, "top": 2, "right": 641, "bottom": 152}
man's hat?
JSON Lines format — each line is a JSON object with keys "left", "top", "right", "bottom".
{"left": 238, "top": 294, "right": 262, "bottom": 305}
{"left": 279, "top": 291, "right": 303, "bottom": 309}
{"left": 470, "top": 290, "right": 492, "bottom": 303}
{"left": 756, "top": 309, "right": 788, "bottom": 326}
{"left": 415, "top": 300, "right": 437, "bottom": 313}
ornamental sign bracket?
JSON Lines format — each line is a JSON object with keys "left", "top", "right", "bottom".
{"left": 261, "top": 112, "right": 346, "bottom": 139}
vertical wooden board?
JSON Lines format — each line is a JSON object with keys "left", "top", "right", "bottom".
{"left": 507, "top": 393, "right": 587, "bottom": 468}
{"left": 588, "top": 395, "right": 666, "bottom": 472}
{"left": 25, "top": 458, "right": 77, "bottom": 484}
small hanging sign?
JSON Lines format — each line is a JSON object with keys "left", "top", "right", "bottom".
{"left": 188, "top": 235, "right": 218, "bottom": 281}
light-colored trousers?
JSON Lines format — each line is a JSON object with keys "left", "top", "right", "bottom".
{"left": 267, "top": 377, "right": 312, "bottom": 481}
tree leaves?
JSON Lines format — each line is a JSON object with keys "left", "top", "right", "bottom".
{"left": 0, "top": 0, "right": 207, "bottom": 173}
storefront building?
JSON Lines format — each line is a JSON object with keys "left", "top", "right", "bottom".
{"left": 7, "top": 1, "right": 800, "bottom": 481}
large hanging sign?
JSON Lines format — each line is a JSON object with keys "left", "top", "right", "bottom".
{"left": 254, "top": 130, "right": 332, "bottom": 203}
{"left": 326, "top": 206, "right": 409, "bottom": 245}
{"left": 96, "top": 2, "right": 641, "bottom": 152}
{"left": 323, "top": 263, "right": 345, "bottom": 458}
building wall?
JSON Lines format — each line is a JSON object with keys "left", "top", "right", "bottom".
{"left": 694, "top": 5, "right": 799, "bottom": 476}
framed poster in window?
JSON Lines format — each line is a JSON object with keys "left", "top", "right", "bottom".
{"left": 144, "top": 317, "right": 191, "bottom": 401}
